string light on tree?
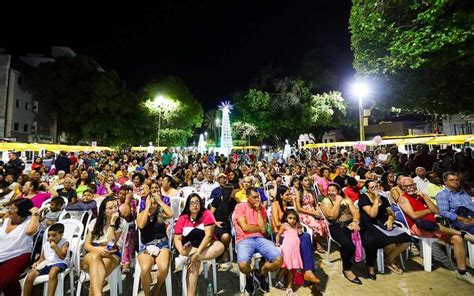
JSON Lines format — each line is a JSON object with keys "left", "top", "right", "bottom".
{"left": 218, "top": 101, "right": 233, "bottom": 156}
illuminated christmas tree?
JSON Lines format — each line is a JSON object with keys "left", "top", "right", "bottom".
{"left": 218, "top": 101, "right": 233, "bottom": 156}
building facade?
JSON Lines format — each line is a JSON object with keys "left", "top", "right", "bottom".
{"left": 0, "top": 46, "right": 75, "bottom": 143}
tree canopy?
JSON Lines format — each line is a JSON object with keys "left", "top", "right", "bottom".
{"left": 141, "top": 76, "right": 204, "bottom": 146}
{"left": 234, "top": 78, "right": 347, "bottom": 144}
{"left": 23, "top": 55, "right": 156, "bottom": 146}
{"left": 350, "top": 0, "right": 474, "bottom": 114}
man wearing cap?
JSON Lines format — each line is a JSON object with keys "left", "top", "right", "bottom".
{"left": 210, "top": 173, "right": 228, "bottom": 201}
{"left": 4, "top": 151, "right": 25, "bottom": 180}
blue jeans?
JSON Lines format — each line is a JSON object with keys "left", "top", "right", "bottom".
{"left": 299, "top": 232, "right": 315, "bottom": 272}
{"left": 237, "top": 236, "right": 281, "bottom": 264}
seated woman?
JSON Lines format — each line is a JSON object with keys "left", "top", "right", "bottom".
{"left": 136, "top": 193, "right": 173, "bottom": 296}
{"left": 295, "top": 174, "right": 328, "bottom": 253}
{"left": 0, "top": 199, "right": 39, "bottom": 296}
{"left": 81, "top": 196, "right": 127, "bottom": 296}
{"left": 271, "top": 185, "right": 320, "bottom": 291}
{"left": 161, "top": 175, "right": 178, "bottom": 198}
{"left": 210, "top": 184, "right": 236, "bottom": 270}
{"left": 321, "top": 183, "right": 362, "bottom": 285}
{"left": 174, "top": 193, "right": 224, "bottom": 296}
{"left": 359, "top": 180, "right": 411, "bottom": 278}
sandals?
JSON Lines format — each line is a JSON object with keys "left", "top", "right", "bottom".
{"left": 316, "top": 243, "right": 326, "bottom": 253}
{"left": 385, "top": 261, "right": 403, "bottom": 275}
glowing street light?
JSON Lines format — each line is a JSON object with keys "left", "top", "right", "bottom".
{"left": 145, "top": 95, "right": 178, "bottom": 147}
{"left": 351, "top": 81, "right": 370, "bottom": 141}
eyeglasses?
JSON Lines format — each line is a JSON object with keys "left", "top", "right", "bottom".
{"left": 403, "top": 184, "right": 416, "bottom": 188}
{"left": 189, "top": 201, "right": 201, "bottom": 206}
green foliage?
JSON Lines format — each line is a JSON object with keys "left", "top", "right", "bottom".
{"left": 234, "top": 78, "right": 347, "bottom": 143}
{"left": 350, "top": 0, "right": 474, "bottom": 114}
{"left": 232, "top": 121, "right": 258, "bottom": 144}
{"left": 203, "top": 109, "right": 219, "bottom": 141}
{"left": 23, "top": 55, "right": 155, "bottom": 145}
{"left": 157, "top": 129, "right": 192, "bottom": 147}
{"left": 141, "top": 77, "right": 203, "bottom": 129}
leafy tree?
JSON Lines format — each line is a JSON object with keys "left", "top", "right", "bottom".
{"left": 232, "top": 121, "right": 258, "bottom": 145}
{"left": 350, "top": 0, "right": 474, "bottom": 114}
{"left": 23, "top": 55, "right": 154, "bottom": 145}
{"left": 141, "top": 76, "right": 204, "bottom": 146}
{"left": 234, "top": 78, "right": 348, "bottom": 144}
{"left": 203, "top": 109, "right": 219, "bottom": 141}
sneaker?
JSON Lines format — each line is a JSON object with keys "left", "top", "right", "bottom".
{"left": 275, "top": 280, "right": 285, "bottom": 289}
{"left": 456, "top": 271, "right": 474, "bottom": 285}
{"left": 462, "top": 232, "right": 474, "bottom": 243}
{"left": 220, "top": 262, "right": 232, "bottom": 271}
{"left": 253, "top": 270, "right": 270, "bottom": 293}
{"left": 245, "top": 275, "right": 255, "bottom": 295}
{"left": 285, "top": 288, "right": 296, "bottom": 296}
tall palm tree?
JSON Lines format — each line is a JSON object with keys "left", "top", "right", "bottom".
{"left": 204, "top": 109, "right": 219, "bottom": 141}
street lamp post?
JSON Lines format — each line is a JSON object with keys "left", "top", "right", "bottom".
{"left": 145, "top": 95, "right": 177, "bottom": 147}
{"left": 352, "top": 81, "right": 369, "bottom": 142}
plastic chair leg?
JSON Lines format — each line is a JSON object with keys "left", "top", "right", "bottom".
{"left": 377, "top": 249, "right": 385, "bottom": 274}
{"left": 325, "top": 239, "right": 332, "bottom": 266}
{"left": 165, "top": 265, "right": 172, "bottom": 296}
{"left": 421, "top": 239, "right": 433, "bottom": 272}
{"left": 132, "top": 260, "right": 141, "bottom": 296}
{"left": 467, "top": 241, "right": 474, "bottom": 268}
{"left": 212, "top": 259, "right": 218, "bottom": 294}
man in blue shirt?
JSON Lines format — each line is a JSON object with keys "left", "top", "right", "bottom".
{"left": 436, "top": 171, "right": 474, "bottom": 234}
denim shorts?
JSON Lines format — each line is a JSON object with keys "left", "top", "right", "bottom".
{"left": 236, "top": 236, "right": 281, "bottom": 264}
{"left": 92, "top": 242, "right": 122, "bottom": 259}
{"left": 38, "top": 263, "right": 68, "bottom": 275}
{"left": 139, "top": 238, "right": 170, "bottom": 254}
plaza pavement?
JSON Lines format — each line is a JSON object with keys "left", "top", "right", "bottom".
{"left": 37, "top": 240, "right": 473, "bottom": 296}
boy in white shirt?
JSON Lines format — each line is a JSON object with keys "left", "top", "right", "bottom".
{"left": 23, "top": 223, "right": 69, "bottom": 296}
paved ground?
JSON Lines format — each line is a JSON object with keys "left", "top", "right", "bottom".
{"left": 33, "top": 241, "right": 474, "bottom": 296}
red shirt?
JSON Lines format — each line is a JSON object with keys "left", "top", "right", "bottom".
{"left": 343, "top": 186, "right": 361, "bottom": 202}
{"left": 401, "top": 192, "right": 437, "bottom": 228}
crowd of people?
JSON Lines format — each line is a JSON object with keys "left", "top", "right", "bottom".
{"left": 0, "top": 144, "right": 473, "bottom": 295}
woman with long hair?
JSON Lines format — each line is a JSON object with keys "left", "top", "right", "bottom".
{"left": 174, "top": 193, "right": 224, "bottom": 296}
{"left": 81, "top": 196, "right": 127, "bottom": 296}
{"left": 295, "top": 174, "right": 328, "bottom": 253}
{"left": 76, "top": 170, "right": 92, "bottom": 198}
{"left": 390, "top": 174, "right": 406, "bottom": 203}
{"left": 136, "top": 192, "right": 173, "bottom": 296}
{"left": 161, "top": 175, "right": 178, "bottom": 198}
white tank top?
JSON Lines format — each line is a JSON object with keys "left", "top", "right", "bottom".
{"left": 43, "top": 237, "right": 69, "bottom": 266}
{"left": 0, "top": 218, "right": 34, "bottom": 262}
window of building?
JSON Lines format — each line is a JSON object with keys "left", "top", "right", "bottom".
{"left": 14, "top": 122, "right": 19, "bottom": 131}
{"left": 16, "top": 100, "right": 19, "bottom": 108}
{"left": 25, "top": 102, "right": 30, "bottom": 110}
{"left": 24, "top": 124, "right": 28, "bottom": 132}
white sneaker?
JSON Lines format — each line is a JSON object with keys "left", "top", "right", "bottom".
{"left": 462, "top": 232, "right": 474, "bottom": 244}
{"left": 285, "top": 288, "right": 296, "bottom": 296}
{"left": 219, "top": 262, "right": 232, "bottom": 270}
{"left": 456, "top": 271, "right": 474, "bottom": 285}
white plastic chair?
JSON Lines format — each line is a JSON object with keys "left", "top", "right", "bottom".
{"left": 468, "top": 241, "right": 474, "bottom": 268}
{"left": 59, "top": 209, "right": 93, "bottom": 240}
{"left": 169, "top": 196, "right": 186, "bottom": 221}
{"left": 30, "top": 219, "right": 84, "bottom": 296}
{"left": 320, "top": 209, "right": 341, "bottom": 266}
{"left": 177, "top": 186, "right": 197, "bottom": 199}
{"left": 397, "top": 207, "right": 436, "bottom": 272}
{"left": 132, "top": 223, "right": 173, "bottom": 296}
{"left": 76, "top": 221, "right": 129, "bottom": 296}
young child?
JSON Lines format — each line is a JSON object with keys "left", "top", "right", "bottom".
{"left": 40, "top": 197, "right": 65, "bottom": 233}
{"left": 65, "top": 188, "right": 97, "bottom": 218}
{"left": 23, "top": 223, "right": 70, "bottom": 296}
{"left": 275, "top": 209, "right": 303, "bottom": 296}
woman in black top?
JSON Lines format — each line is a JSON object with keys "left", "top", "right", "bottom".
{"left": 136, "top": 193, "right": 173, "bottom": 296}
{"left": 359, "top": 180, "right": 411, "bottom": 279}
{"left": 210, "top": 184, "right": 236, "bottom": 269}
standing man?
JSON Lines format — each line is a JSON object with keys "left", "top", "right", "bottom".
{"left": 233, "top": 187, "right": 282, "bottom": 294}
{"left": 4, "top": 151, "right": 25, "bottom": 180}
{"left": 54, "top": 151, "right": 72, "bottom": 174}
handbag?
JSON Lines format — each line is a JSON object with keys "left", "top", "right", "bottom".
{"left": 351, "top": 230, "right": 363, "bottom": 263}
{"left": 293, "top": 269, "right": 305, "bottom": 286}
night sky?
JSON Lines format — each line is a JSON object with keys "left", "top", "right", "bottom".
{"left": 2, "top": 1, "right": 354, "bottom": 110}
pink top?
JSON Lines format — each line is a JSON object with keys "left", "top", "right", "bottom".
{"left": 20, "top": 192, "right": 52, "bottom": 208}
{"left": 233, "top": 202, "right": 267, "bottom": 243}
